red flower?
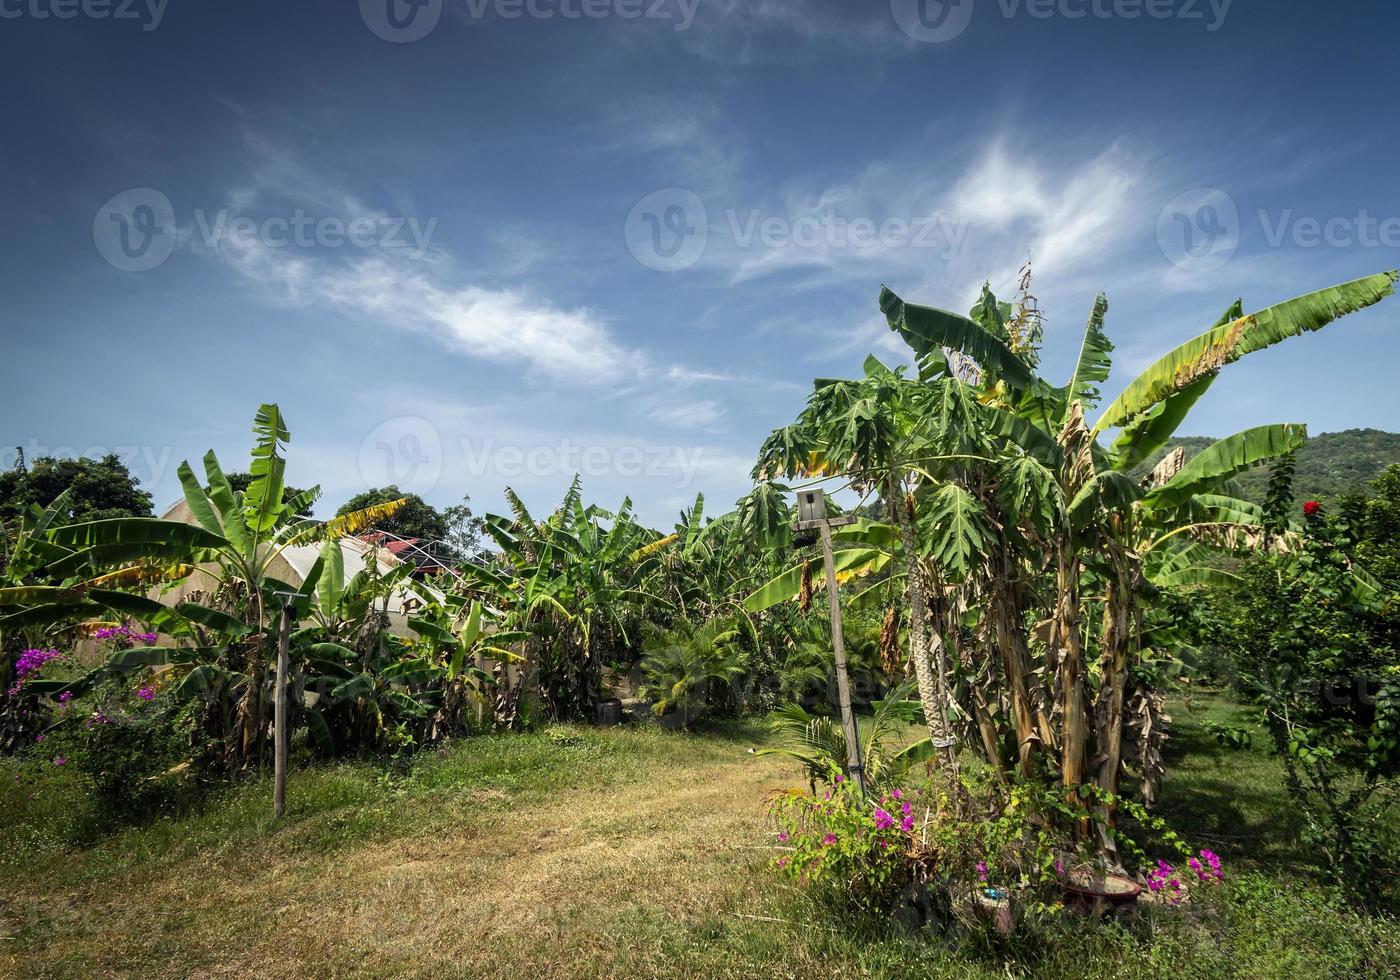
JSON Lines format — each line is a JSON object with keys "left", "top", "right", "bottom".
{"left": 1302, "top": 500, "right": 1322, "bottom": 517}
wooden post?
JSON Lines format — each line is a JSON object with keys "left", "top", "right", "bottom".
{"left": 273, "top": 601, "right": 291, "bottom": 819}
{"left": 818, "top": 519, "right": 867, "bottom": 796}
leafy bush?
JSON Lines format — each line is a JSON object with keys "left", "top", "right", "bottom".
{"left": 756, "top": 678, "right": 934, "bottom": 789}
{"left": 35, "top": 671, "right": 194, "bottom": 825}
{"left": 768, "top": 766, "right": 1226, "bottom": 931}
{"left": 1219, "top": 492, "right": 1400, "bottom": 909}
{"left": 638, "top": 619, "right": 749, "bottom": 726}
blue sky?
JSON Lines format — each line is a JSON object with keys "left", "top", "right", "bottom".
{"left": 3, "top": 0, "right": 1398, "bottom": 527}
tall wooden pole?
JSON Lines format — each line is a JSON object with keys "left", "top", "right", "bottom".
{"left": 273, "top": 601, "right": 291, "bottom": 819}
{"left": 819, "top": 519, "right": 867, "bottom": 796}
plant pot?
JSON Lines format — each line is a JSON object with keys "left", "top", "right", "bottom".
{"left": 1061, "top": 872, "right": 1142, "bottom": 916}
{"left": 974, "top": 887, "right": 1014, "bottom": 937}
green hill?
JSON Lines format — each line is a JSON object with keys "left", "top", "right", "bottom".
{"left": 1128, "top": 428, "right": 1400, "bottom": 505}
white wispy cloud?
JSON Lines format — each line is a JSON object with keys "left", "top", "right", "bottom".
{"left": 191, "top": 132, "right": 650, "bottom": 384}
{"left": 651, "top": 398, "right": 726, "bottom": 429}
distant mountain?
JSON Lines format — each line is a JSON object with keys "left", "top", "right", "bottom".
{"left": 1128, "top": 428, "right": 1400, "bottom": 505}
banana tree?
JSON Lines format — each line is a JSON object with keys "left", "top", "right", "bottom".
{"left": 38, "top": 405, "right": 407, "bottom": 771}
{"left": 870, "top": 270, "right": 1397, "bottom": 843}
{"left": 477, "top": 480, "right": 670, "bottom": 722}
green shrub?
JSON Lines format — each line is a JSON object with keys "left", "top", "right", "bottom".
{"left": 38, "top": 675, "right": 195, "bottom": 825}
{"left": 1218, "top": 492, "right": 1400, "bottom": 909}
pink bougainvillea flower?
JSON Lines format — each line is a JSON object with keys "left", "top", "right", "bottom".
{"left": 976, "top": 860, "right": 988, "bottom": 882}
{"left": 137, "top": 686, "right": 155, "bottom": 701}
{"left": 874, "top": 808, "right": 894, "bottom": 830}
{"left": 778, "top": 830, "right": 788, "bottom": 843}
{"left": 900, "top": 815, "right": 915, "bottom": 833}
{"left": 52, "top": 756, "right": 66, "bottom": 766}
{"left": 821, "top": 833, "right": 837, "bottom": 846}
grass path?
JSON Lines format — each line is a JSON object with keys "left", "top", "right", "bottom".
{"left": 4, "top": 725, "right": 826, "bottom": 978}
{"left": 4, "top": 702, "right": 1398, "bottom": 978}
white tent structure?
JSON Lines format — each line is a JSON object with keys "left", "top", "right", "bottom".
{"left": 155, "top": 499, "right": 443, "bottom": 635}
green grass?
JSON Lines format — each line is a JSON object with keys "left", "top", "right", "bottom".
{"left": 2, "top": 699, "right": 1397, "bottom": 978}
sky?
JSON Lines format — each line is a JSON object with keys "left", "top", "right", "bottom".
{"left": 2, "top": 0, "right": 1398, "bottom": 529}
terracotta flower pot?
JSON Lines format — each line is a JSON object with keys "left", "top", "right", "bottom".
{"left": 1061, "top": 872, "right": 1142, "bottom": 916}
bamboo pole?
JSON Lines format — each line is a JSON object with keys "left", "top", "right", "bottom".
{"left": 273, "top": 601, "right": 291, "bottom": 819}
{"left": 818, "top": 519, "right": 867, "bottom": 796}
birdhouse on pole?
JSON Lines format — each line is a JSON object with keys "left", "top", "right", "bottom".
{"left": 794, "top": 488, "right": 857, "bottom": 532}
{"left": 797, "top": 488, "right": 827, "bottom": 526}
{"left": 792, "top": 487, "right": 867, "bottom": 795}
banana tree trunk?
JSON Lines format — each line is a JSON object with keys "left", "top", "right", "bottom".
{"left": 1056, "top": 545, "right": 1088, "bottom": 796}
{"left": 987, "top": 549, "right": 1052, "bottom": 776}
{"left": 963, "top": 645, "right": 1009, "bottom": 782}
{"left": 1094, "top": 556, "right": 1137, "bottom": 839}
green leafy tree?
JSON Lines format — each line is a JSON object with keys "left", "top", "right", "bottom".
{"left": 441, "top": 494, "right": 486, "bottom": 563}
{"left": 336, "top": 486, "right": 447, "bottom": 542}
{"left": 0, "top": 453, "right": 152, "bottom": 525}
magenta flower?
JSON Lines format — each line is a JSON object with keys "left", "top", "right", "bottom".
{"left": 52, "top": 756, "right": 66, "bottom": 766}
{"left": 34, "top": 734, "right": 44, "bottom": 743}
{"left": 9, "top": 648, "right": 62, "bottom": 695}
{"left": 900, "top": 815, "right": 915, "bottom": 833}
{"left": 901, "top": 801, "right": 912, "bottom": 816}
{"left": 137, "top": 685, "right": 155, "bottom": 701}
{"left": 833, "top": 774, "right": 844, "bottom": 783}
{"left": 891, "top": 789, "right": 902, "bottom": 800}
{"left": 57, "top": 691, "right": 72, "bottom": 704}
{"left": 874, "top": 808, "right": 894, "bottom": 830}
{"left": 778, "top": 830, "right": 788, "bottom": 843}
{"left": 821, "top": 833, "right": 837, "bottom": 846}
{"left": 976, "top": 860, "right": 988, "bottom": 882}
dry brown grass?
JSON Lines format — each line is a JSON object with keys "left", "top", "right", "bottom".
{"left": 4, "top": 731, "right": 809, "bottom": 979}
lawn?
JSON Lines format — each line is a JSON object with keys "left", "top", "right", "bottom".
{"left": 2, "top": 695, "right": 1396, "bottom": 978}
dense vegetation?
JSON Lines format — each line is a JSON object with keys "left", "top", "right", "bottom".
{"left": 2, "top": 268, "right": 1398, "bottom": 974}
